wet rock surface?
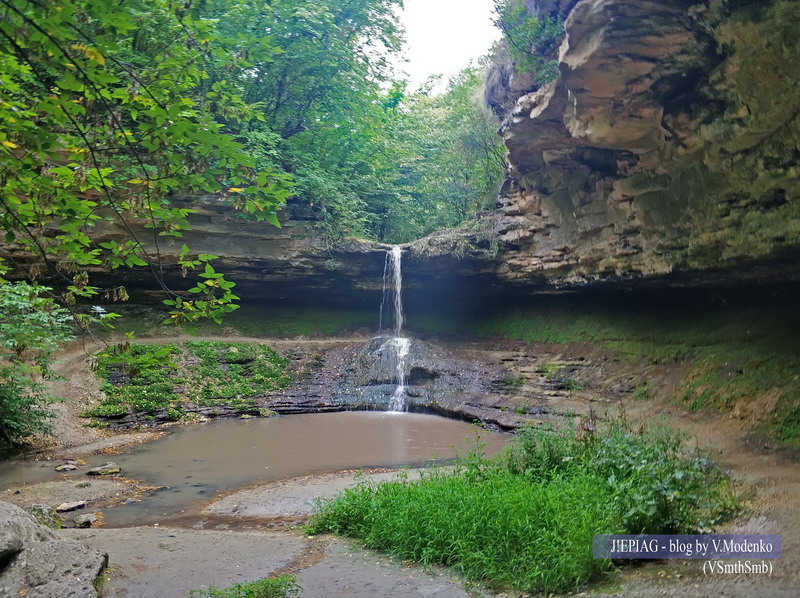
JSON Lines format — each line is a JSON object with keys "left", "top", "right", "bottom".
{"left": 72, "top": 513, "right": 98, "bottom": 529}
{"left": 264, "top": 337, "right": 621, "bottom": 431}
{"left": 86, "top": 462, "right": 120, "bottom": 476}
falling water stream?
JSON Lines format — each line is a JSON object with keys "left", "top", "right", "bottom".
{"left": 380, "top": 246, "right": 409, "bottom": 411}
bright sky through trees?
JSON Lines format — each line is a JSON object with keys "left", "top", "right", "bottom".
{"left": 397, "top": 0, "right": 501, "bottom": 88}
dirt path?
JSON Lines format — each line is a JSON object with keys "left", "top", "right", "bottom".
{"left": 60, "top": 469, "right": 473, "bottom": 598}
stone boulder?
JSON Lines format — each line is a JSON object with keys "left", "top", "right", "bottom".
{"left": 0, "top": 500, "right": 107, "bottom": 598}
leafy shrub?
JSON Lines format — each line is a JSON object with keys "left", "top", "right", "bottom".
{"left": 0, "top": 281, "right": 75, "bottom": 444}
{"left": 504, "top": 421, "right": 738, "bottom": 533}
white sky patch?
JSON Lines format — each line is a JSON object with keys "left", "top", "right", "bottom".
{"left": 396, "top": 0, "right": 501, "bottom": 90}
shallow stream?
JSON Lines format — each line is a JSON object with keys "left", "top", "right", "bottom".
{"left": 0, "top": 412, "right": 509, "bottom": 527}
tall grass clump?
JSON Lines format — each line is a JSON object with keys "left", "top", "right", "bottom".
{"left": 308, "top": 418, "right": 737, "bottom": 594}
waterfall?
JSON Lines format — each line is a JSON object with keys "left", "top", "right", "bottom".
{"left": 379, "top": 246, "right": 408, "bottom": 412}
{"left": 380, "top": 246, "right": 404, "bottom": 335}
{"left": 386, "top": 337, "right": 410, "bottom": 412}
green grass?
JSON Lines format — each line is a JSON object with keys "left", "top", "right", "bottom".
{"left": 183, "top": 341, "right": 292, "bottom": 407}
{"left": 308, "top": 419, "right": 738, "bottom": 594}
{"left": 84, "top": 341, "right": 291, "bottom": 419}
{"left": 189, "top": 575, "right": 301, "bottom": 598}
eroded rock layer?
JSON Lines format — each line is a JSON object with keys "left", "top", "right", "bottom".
{"left": 489, "top": 0, "right": 800, "bottom": 289}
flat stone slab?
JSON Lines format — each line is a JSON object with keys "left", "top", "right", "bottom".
{"left": 61, "top": 527, "right": 304, "bottom": 598}
{"left": 61, "top": 526, "right": 470, "bottom": 598}
{"left": 56, "top": 500, "right": 87, "bottom": 512}
{"left": 298, "top": 538, "right": 469, "bottom": 598}
{"left": 205, "top": 469, "right": 430, "bottom": 518}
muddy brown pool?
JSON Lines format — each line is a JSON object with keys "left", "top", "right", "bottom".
{"left": 1, "top": 412, "right": 509, "bottom": 526}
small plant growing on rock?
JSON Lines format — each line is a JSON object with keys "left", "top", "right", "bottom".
{"left": 189, "top": 575, "right": 301, "bottom": 598}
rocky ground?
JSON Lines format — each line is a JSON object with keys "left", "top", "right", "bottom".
{"left": 1, "top": 333, "right": 797, "bottom": 597}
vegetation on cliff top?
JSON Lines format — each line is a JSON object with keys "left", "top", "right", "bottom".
{"left": 492, "top": 0, "right": 564, "bottom": 83}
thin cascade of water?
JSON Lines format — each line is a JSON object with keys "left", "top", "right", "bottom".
{"left": 379, "top": 246, "right": 404, "bottom": 335}
{"left": 387, "top": 337, "right": 410, "bottom": 412}
{"left": 379, "top": 246, "right": 408, "bottom": 412}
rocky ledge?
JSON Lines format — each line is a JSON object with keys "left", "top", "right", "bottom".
{"left": 485, "top": 0, "right": 800, "bottom": 289}
{"left": 0, "top": 500, "right": 108, "bottom": 597}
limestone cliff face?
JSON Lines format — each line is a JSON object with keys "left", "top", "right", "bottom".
{"left": 80, "top": 198, "right": 387, "bottom": 305}
{"left": 79, "top": 199, "right": 502, "bottom": 308}
{"left": 489, "top": 0, "right": 800, "bottom": 288}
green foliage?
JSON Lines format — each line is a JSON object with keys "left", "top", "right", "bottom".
{"left": 504, "top": 422, "right": 738, "bottom": 533}
{"left": 378, "top": 67, "right": 507, "bottom": 243}
{"left": 492, "top": 1, "right": 564, "bottom": 83}
{"left": 0, "top": 0, "right": 292, "bottom": 320}
{"left": 337, "top": 66, "right": 507, "bottom": 244}
{"left": 90, "top": 343, "right": 181, "bottom": 415}
{"left": 196, "top": 0, "right": 403, "bottom": 243}
{"left": 0, "top": 281, "right": 75, "bottom": 444}
{"left": 183, "top": 341, "right": 291, "bottom": 407}
{"left": 308, "top": 420, "right": 737, "bottom": 594}
{"left": 85, "top": 341, "right": 291, "bottom": 418}
{"left": 189, "top": 575, "right": 301, "bottom": 598}
{"left": 0, "top": 0, "right": 507, "bottom": 284}
{"left": 164, "top": 262, "right": 240, "bottom": 325}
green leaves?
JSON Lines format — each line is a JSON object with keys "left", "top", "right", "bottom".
{"left": 165, "top": 261, "right": 240, "bottom": 325}
{"left": 0, "top": 281, "right": 76, "bottom": 444}
{"left": 0, "top": 0, "right": 294, "bottom": 321}
{"left": 492, "top": 1, "right": 564, "bottom": 83}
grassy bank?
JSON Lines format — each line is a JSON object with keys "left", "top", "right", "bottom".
{"left": 308, "top": 418, "right": 737, "bottom": 594}
{"left": 84, "top": 341, "right": 291, "bottom": 422}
